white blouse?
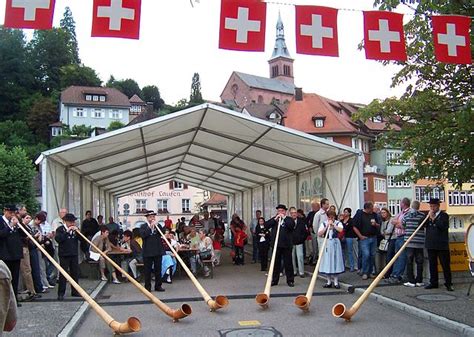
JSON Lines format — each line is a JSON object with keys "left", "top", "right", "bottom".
{"left": 318, "top": 220, "right": 343, "bottom": 239}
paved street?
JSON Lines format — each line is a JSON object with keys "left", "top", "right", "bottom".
{"left": 71, "top": 249, "right": 470, "bottom": 337}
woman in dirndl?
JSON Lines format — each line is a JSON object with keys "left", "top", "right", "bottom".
{"left": 318, "top": 210, "right": 345, "bottom": 289}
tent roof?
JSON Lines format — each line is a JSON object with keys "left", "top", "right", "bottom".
{"left": 37, "top": 104, "right": 360, "bottom": 198}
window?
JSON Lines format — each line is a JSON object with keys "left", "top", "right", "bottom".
{"left": 257, "top": 95, "right": 264, "bottom": 104}
{"left": 85, "top": 95, "right": 92, "bottom": 101}
{"left": 271, "top": 65, "right": 279, "bottom": 77}
{"left": 374, "top": 178, "right": 386, "bottom": 193}
{"left": 415, "top": 186, "right": 445, "bottom": 202}
{"left": 363, "top": 178, "right": 368, "bottom": 192}
{"left": 386, "top": 151, "right": 410, "bottom": 166}
{"left": 314, "top": 118, "right": 324, "bottom": 128}
{"left": 51, "top": 127, "right": 62, "bottom": 137}
{"left": 74, "top": 108, "right": 85, "bottom": 117}
{"left": 93, "top": 95, "right": 99, "bottom": 101}
{"left": 182, "top": 199, "right": 191, "bottom": 213}
{"left": 111, "top": 110, "right": 121, "bottom": 119}
{"left": 93, "top": 109, "right": 104, "bottom": 118}
{"left": 352, "top": 138, "right": 360, "bottom": 150}
{"left": 173, "top": 181, "right": 184, "bottom": 190}
{"left": 387, "top": 175, "right": 411, "bottom": 188}
{"left": 448, "top": 191, "right": 474, "bottom": 206}
{"left": 135, "top": 199, "right": 147, "bottom": 213}
{"left": 157, "top": 199, "right": 169, "bottom": 213}
{"left": 375, "top": 202, "right": 387, "bottom": 209}
{"left": 450, "top": 217, "right": 464, "bottom": 230}
{"left": 283, "top": 64, "right": 291, "bottom": 76}
{"left": 388, "top": 199, "right": 401, "bottom": 216}
{"left": 99, "top": 95, "right": 106, "bottom": 102}
{"left": 372, "top": 116, "right": 383, "bottom": 123}
{"left": 362, "top": 140, "right": 370, "bottom": 153}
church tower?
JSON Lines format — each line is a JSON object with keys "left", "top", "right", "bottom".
{"left": 268, "top": 12, "right": 294, "bottom": 84}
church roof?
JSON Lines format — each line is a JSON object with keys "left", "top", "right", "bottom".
{"left": 270, "top": 12, "right": 292, "bottom": 60}
{"left": 235, "top": 71, "right": 295, "bottom": 95}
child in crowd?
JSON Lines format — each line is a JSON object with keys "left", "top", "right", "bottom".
{"left": 233, "top": 227, "right": 247, "bottom": 265}
{"left": 211, "top": 231, "right": 223, "bottom": 266}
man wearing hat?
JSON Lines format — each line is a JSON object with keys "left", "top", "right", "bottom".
{"left": 424, "top": 198, "right": 453, "bottom": 291}
{"left": 55, "top": 213, "right": 82, "bottom": 300}
{"left": 140, "top": 210, "right": 165, "bottom": 292}
{"left": 265, "top": 204, "right": 295, "bottom": 287}
{"left": 0, "top": 204, "right": 24, "bottom": 300}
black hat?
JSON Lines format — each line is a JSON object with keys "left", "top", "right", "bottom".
{"left": 3, "top": 204, "right": 17, "bottom": 212}
{"left": 275, "top": 204, "right": 288, "bottom": 211}
{"left": 63, "top": 213, "right": 77, "bottom": 222}
{"left": 428, "top": 198, "right": 441, "bottom": 205}
{"left": 145, "top": 210, "right": 157, "bottom": 216}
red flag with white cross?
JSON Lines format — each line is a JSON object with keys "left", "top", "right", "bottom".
{"left": 4, "top": 0, "right": 56, "bottom": 29}
{"left": 432, "top": 15, "right": 471, "bottom": 65}
{"left": 295, "top": 5, "right": 339, "bottom": 57}
{"left": 219, "top": 0, "right": 267, "bottom": 51}
{"left": 363, "top": 11, "right": 406, "bottom": 61}
{"left": 91, "top": 0, "right": 142, "bottom": 39}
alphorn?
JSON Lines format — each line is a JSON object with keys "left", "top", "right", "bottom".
{"left": 255, "top": 217, "right": 283, "bottom": 309}
{"left": 76, "top": 230, "right": 192, "bottom": 322}
{"left": 295, "top": 226, "right": 330, "bottom": 311}
{"left": 333, "top": 214, "right": 430, "bottom": 321}
{"left": 18, "top": 224, "right": 141, "bottom": 334}
{"left": 154, "top": 225, "right": 229, "bottom": 312}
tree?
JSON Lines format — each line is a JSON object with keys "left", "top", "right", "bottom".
{"left": 29, "top": 28, "right": 76, "bottom": 94}
{"left": 26, "top": 96, "right": 58, "bottom": 144}
{"left": 106, "top": 76, "right": 142, "bottom": 98}
{"left": 189, "top": 72, "right": 204, "bottom": 104}
{"left": 142, "top": 85, "right": 165, "bottom": 110}
{"left": 60, "top": 64, "right": 102, "bottom": 89}
{"left": 60, "top": 6, "right": 80, "bottom": 65}
{"left": 0, "top": 28, "right": 35, "bottom": 121}
{"left": 107, "top": 121, "right": 125, "bottom": 131}
{"left": 354, "top": 0, "right": 473, "bottom": 189}
{"left": 0, "top": 145, "right": 38, "bottom": 212}
{"left": 0, "top": 120, "right": 47, "bottom": 160}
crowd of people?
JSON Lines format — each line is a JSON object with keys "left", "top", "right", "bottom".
{"left": 0, "top": 195, "right": 454, "bottom": 323}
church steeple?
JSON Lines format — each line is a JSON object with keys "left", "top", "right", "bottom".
{"left": 268, "top": 12, "right": 294, "bottom": 83}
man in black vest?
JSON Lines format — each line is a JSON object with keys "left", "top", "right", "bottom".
{"left": 140, "top": 210, "right": 165, "bottom": 292}
{"left": 265, "top": 204, "right": 295, "bottom": 287}
{"left": 0, "top": 205, "right": 24, "bottom": 302}
{"left": 55, "top": 213, "right": 82, "bottom": 301}
{"left": 424, "top": 198, "right": 453, "bottom": 291}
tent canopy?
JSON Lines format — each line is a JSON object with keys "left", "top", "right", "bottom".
{"left": 37, "top": 103, "right": 363, "bottom": 221}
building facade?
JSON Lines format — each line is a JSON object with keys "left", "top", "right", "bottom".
{"left": 117, "top": 181, "right": 208, "bottom": 228}
{"left": 60, "top": 86, "right": 130, "bottom": 129}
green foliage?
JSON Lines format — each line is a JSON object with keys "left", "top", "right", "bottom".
{"left": 0, "top": 145, "right": 38, "bottom": 212}
{"left": 0, "top": 28, "right": 35, "bottom": 121}
{"left": 106, "top": 76, "right": 142, "bottom": 98}
{"left": 68, "top": 125, "right": 93, "bottom": 137}
{"left": 142, "top": 85, "right": 165, "bottom": 110}
{"left": 60, "top": 64, "right": 102, "bottom": 89}
{"left": 60, "top": 6, "right": 80, "bottom": 65}
{"left": 26, "top": 96, "right": 58, "bottom": 144}
{"left": 107, "top": 121, "right": 125, "bottom": 131}
{"left": 189, "top": 72, "right": 204, "bottom": 104}
{"left": 354, "top": 0, "right": 474, "bottom": 189}
{"left": 0, "top": 120, "right": 47, "bottom": 160}
{"left": 29, "top": 28, "right": 77, "bottom": 94}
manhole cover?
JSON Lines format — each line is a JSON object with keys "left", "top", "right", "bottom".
{"left": 415, "top": 294, "right": 456, "bottom": 302}
{"left": 219, "top": 327, "right": 282, "bottom": 337}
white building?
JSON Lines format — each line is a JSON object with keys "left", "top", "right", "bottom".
{"left": 117, "top": 181, "right": 209, "bottom": 228}
{"left": 60, "top": 86, "right": 130, "bottom": 129}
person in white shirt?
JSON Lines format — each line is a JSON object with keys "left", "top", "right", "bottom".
{"left": 312, "top": 198, "right": 330, "bottom": 263}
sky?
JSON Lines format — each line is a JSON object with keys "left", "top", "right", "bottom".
{"left": 0, "top": 0, "right": 413, "bottom": 105}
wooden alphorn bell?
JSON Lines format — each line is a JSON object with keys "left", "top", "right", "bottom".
{"left": 255, "top": 216, "right": 283, "bottom": 309}
{"left": 154, "top": 225, "right": 229, "bottom": 312}
{"left": 18, "top": 224, "right": 141, "bottom": 334}
{"left": 332, "top": 214, "right": 430, "bottom": 321}
{"left": 295, "top": 226, "right": 330, "bottom": 311}
{"left": 75, "top": 230, "right": 192, "bottom": 322}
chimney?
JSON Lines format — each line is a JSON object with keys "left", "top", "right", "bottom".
{"left": 146, "top": 101, "right": 154, "bottom": 113}
{"left": 295, "top": 88, "right": 303, "bottom": 101}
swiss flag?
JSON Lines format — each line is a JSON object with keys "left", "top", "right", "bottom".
{"left": 91, "top": 0, "right": 141, "bottom": 39}
{"left": 363, "top": 11, "right": 406, "bottom": 61}
{"left": 432, "top": 15, "right": 471, "bottom": 65}
{"left": 295, "top": 6, "right": 339, "bottom": 57}
{"left": 219, "top": 0, "right": 266, "bottom": 51}
{"left": 4, "top": 0, "right": 56, "bottom": 29}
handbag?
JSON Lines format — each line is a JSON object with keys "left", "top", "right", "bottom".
{"left": 378, "top": 225, "right": 394, "bottom": 252}
{"left": 199, "top": 249, "right": 212, "bottom": 261}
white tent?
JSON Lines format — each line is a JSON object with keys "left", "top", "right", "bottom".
{"left": 36, "top": 103, "right": 364, "bottom": 224}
